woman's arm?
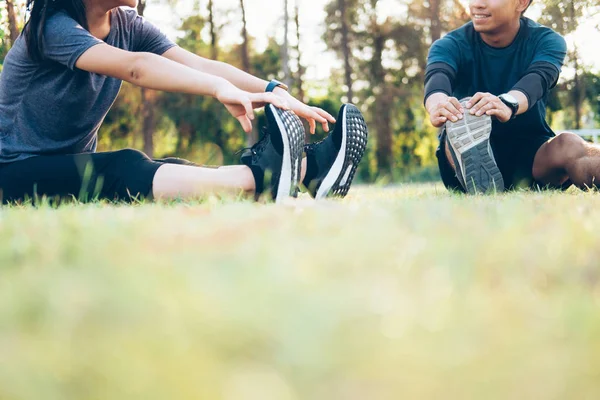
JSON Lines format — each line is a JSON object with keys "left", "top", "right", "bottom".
{"left": 162, "top": 46, "right": 269, "bottom": 93}
{"left": 162, "top": 46, "right": 336, "bottom": 133}
{"left": 76, "top": 43, "right": 289, "bottom": 132}
{"left": 78, "top": 43, "right": 230, "bottom": 96}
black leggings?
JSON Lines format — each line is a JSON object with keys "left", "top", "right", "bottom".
{"left": 0, "top": 149, "right": 197, "bottom": 204}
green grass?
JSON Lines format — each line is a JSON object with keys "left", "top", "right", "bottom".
{"left": 2, "top": 184, "right": 600, "bottom": 400}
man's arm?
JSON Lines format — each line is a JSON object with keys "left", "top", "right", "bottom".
{"left": 425, "top": 92, "right": 465, "bottom": 128}
{"left": 161, "top": 46, "right": 335, "bottom": 133}
{"left": 467, "top": 90, "right": 528, "bottom": 122}
{"left": 469, "top": 32, "right": 566, "bottom": 120}
{"left": 424, "top": 63, "right": 464, "bottom": 128}
{"left": 511, "top": 62, "right": 560, "bottom": 111}
{"left": 423, "top": 36, "right": 465, "bottom": 127}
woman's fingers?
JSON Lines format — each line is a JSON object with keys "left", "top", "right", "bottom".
{"left": 250, "top": 93, "right": 290, "bottom": 110}
{"left": 313, "top": 107, "right": 336, "bottom": 123}
{"left": 308, "top": 118, "right": 316, "bottom": 134}
{"left": 237, "top": 114, "right": 253, "bottom": 133}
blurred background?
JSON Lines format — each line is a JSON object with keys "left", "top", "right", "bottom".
{"left": 0, "top": 0, "right": 599, "bottom": 182}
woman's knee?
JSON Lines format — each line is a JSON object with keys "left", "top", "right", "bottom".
{"left": 112, "top": 148, "right": 152, "bottom": 165}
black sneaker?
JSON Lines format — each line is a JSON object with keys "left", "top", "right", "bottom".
{"left": 240, "top": 104, "right": 305, "bottom": 202}
{"left": 303, "top": 104, "right": 368, "bottom": 199}
{"left": 445, "top": 97, "right": 504, "bottom": 194}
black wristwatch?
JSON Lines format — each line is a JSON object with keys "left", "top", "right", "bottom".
{"left": 265, "top": 79, "right": 289, "bottom": 93}
{"left": 498, "top": 93, "right": 519, "bottom": 120}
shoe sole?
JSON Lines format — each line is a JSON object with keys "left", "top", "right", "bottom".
{"left": 315, "top": 104, "right": 368, "bottom": 199}
{"left": 445, "top": 101, "right": 504, "bottom": 194}
{"left": 268, "top": 105, "right": 305, "bottom": 203}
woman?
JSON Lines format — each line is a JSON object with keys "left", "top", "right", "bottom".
{"left": 0, "top": 0, "right": 368, "bottom": 203}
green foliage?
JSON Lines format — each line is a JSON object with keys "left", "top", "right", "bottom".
{"left": 0, "top": 27, "right": 9, "bottom": 69}
{"left": 538, "top": 0, "right": 597, "bottom": 35}
{"left": 323, "top": 0, "right": 467, "bottom": 180}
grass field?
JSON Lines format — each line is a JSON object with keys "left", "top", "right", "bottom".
{"left": 1, "top": 183, "right": 600, "bottom": 400}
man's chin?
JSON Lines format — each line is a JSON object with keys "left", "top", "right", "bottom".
{"left": 472, "top": 22, "right": 495, "bottom": 34}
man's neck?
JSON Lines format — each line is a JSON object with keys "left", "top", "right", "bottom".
{"left": 479, "top": 18, "right": 522, "bottom": 48}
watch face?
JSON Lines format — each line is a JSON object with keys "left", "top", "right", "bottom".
{"left": 501, "top": 93, "right": 518, "bottom": 105}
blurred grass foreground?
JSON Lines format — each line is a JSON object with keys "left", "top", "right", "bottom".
{"left": 1, "top": 184, "right": 600, "bottom": 399}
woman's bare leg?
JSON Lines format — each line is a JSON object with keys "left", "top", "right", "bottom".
{"left": 218, "top": 159, "right": 307, "bottom": 181}
{"left": 152, "top": 164, "right": 255, "bottom": 199}
{"left": 151, "top": 158, "right": 308, "bottom": 200}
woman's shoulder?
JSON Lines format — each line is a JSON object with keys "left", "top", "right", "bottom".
{"left": 111, "top": 6, "right": 145, "bottom": 27}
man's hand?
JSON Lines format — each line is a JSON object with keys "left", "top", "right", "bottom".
{"left": 274, "top": 87, "right": 336, "bottom": 134}
{"left": 215, "top": 82, "right": 290, "bottom": 133}
{"left": 466, "top": 92, "right": 512, "bottom": 122}
{"left": 426, "top": 93, "right": 464, "bottom": 128}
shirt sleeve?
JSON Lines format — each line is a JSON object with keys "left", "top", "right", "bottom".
{"left": 427, "top": 35, "right": 462, "bottom": 73}
{"left": 42, "top": 12, "right": 103, "bottom": 70}
{"left": 530, "top": 30, "right": 567, "bottom": 73}
{"left": 130, "top": 12, "right": 177, "bottom": 55}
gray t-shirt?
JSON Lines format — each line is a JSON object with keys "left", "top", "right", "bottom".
{"left": 0, "top": 7, "right": 176, "bottom": 163}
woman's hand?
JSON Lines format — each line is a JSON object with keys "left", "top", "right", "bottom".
{"left": 274, "top": 88, "right": 336, "bottom": 134}
{"left": 215, "top": 82, "right": 290, "bottom": 133}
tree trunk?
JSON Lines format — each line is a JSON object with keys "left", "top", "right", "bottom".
{"left": 569, "top": 0, "right": 583, "bottom": 129}
{"left": 294, "top": 1, "right": 306, "bottom": 104}
{"left": 136, "top": 0, "right": 146, "bottom": 17}
{"left": 136, "top": 0, "right": 154, "bottom": 158}
{"left": 208, "top": 0, "right": 218, "bottom": 60}
{"left": 371, "top": 15, "right": 392, "bottom": 175}
{"left": 240, "top": 0, "right": 251, "bottom": 72}
{"left": 5, "top": 0, "right": 19, "bottom": 46}
{"left": 573, "top": 49, "right": 583, "bottom": 130}
{"left": 240, "top": 0, "right": 258, "bottom": 146}
{"left": 141, "top": 89, "right": 156, "bottom": 158}
{"left": 429, "top": 0, "right": 441, "bottom": 42}
{"left": 338, "top": 0, "right": 353, "bottom": 102}
{"left": 282, "top": 0, "right": 291, "bottom": 87}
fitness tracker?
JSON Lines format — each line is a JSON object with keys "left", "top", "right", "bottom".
{"left": 265, "top": 79, "right": 289, "bottom": 93}
{"left": 498, "top": 93, "right": 519, "bottom": 120}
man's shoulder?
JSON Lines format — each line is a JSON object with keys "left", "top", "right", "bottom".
{"left": 444, "top": 21, "right": 475, "bottom": 42}
{"left": 432, "top": 21, "right": 475, "bottom": 49}
{"left": 522, "top": 17, "right": 564, "bottom": 42}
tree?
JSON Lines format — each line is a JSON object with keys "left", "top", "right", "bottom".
{"left": 239, "top": 0, "right": 258, "bottom": 145}
{"left": 208, "top": 0, "right": 218, "bottom": 60}
{"left": 281, "top": 0, "right": 292, "bottom": 87}
{"left": 539, "top": 0, "right": 596, "bottom": 129}
{"left": 239, "top": 0, "right": 250, "bottom": 72}
{"left": 136, "top": 0, "right": 157, "bottom": 157}
{"left": 293, "top": 1, "right": 306, "bottom": 103}
{"left": 5, "top": 0, "right": 19, "bottom": 46}
{"left": 324, "top": 0, "right": 359, "bottom": 103}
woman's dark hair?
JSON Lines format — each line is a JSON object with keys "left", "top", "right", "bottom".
{"left": 24, "top": 0, "right": 88, "bottom": 62}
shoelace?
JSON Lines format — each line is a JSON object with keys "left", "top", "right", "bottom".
{"left": 235, "top": 127, "right": 269, "bottom": 157}
{"left": 304, "top": 137, "right": 328, "bottom": 155}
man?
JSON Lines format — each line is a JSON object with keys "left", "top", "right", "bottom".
{"left": 424, "top": 0, "right": 599, "bottom": 194}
